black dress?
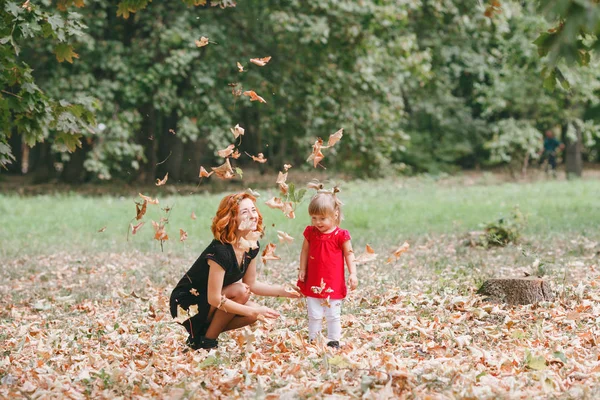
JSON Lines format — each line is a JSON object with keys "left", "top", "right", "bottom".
{"left": 169, "top": 240, "right": 260, "bottom": 338}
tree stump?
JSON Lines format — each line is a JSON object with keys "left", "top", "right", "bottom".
{"left": 477, "top": 277, "right": 554, "bottom": 305}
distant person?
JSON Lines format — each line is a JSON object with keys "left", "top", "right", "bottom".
{"left": 539, "top": 130, "right": 564, "bottom": 174}
{"left": 297, "top": 191, "right": 358, "bottom": 348}
{"left": 170, "top": 192, "right": 301, "bottom": 350}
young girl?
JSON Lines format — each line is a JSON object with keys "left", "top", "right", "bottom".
{"left": 297, "top": 192, "right": 358, "bottom": 348}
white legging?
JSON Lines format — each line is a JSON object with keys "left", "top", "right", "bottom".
{"left": 306, "top": 297, "right": 343, "bottom": 341}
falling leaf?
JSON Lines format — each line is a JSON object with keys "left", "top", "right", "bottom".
{"left": 199, "top": 166, "right": 214, "bottom": 178}
{"left": 131, "top": 221, "right": 144, "bottom": 235}
{"left": 262, "top": 243, "right": 280, "bottom": 264}
{"left": 217, "top": 144, "right": 235, "bottom": 158}
{"left": 307, "top": 138, "right": 325, "bottom": 168}
{"left": 243, "top": 90, "right": 267, "bottom": 103}
{"left": 356, "top": 244, "right": 378, "bottom": 264}
{"left": 152, "top": 221, "right": 169, "bottom": 241}
{"left": 245, "top": 188, "right": 260, "bottom": 197}
{"left": 282, "top": 201, "right": 295, "bottom": 219}
{"left": 179, "top": 229, "right": 188, "bottom": 242}
{"left": 169, "top": 129, "right": 176, "bottom": 135}
{"left": 311, "top": 278, "right": 328, "bottom": 295}
{"left": 190, "top": 288, "right": 199, "bottom": 296}
{"left": 191, "top": 211, "right": 196, "bottom": 220}
{"left": 283, "top": 164, "right": 292, "bottom": 171}
{"left": 239, "top": 231, "right": 261, "bottom": 252}
{"left": 135, "top": 200, "right": 147, "bottom": 220}
{"left": 265, "top": 197, "right": 284, "bottom": 210}
{"left": 155, "top": 173, "right": 168, "bottom": 186}
{"left": 279, "top": 182, "right": 289, "bottom": 195}
{"left": 212, "top": 159, "right": 235, "bottom": 180}
{"left": 327, "top": 128, "right": 343, "bottom": 147}
{"left": 231, "top": 150, "right": 241, "bottom": 159}
{"left": 249, "top": 56, "right": 272, "bottom": 66}
{"left": 230, "top": 124, "right": 245, "bottom": 139}
{"left": 276, "top": 171, "right": 287, "bottom": 185}
{"left": 386, "top": 241, "right": 410, "bottom": 263}
{"left": 139, "top": 193, "right": 159, "bottom": 205}
{"left": 237, "top": 62, "right": 244, "bottom": 72}
{"left": 97, "top": 227, "right": 106, "bottom": 233}
{"left": 195, "top": 36, "right": 209, "bottom": 47}
{"left": 246, "top": 152, "right": 267, "bottom": 163}
{"left": 277, "top": 231, "right": 294, "bottom": 245}
{"left": 283, "top": 282, "right": 302, "bottom": 297}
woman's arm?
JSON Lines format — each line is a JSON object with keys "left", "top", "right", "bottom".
{"left": 207, "top": 260, "right": 272, "bottom": 318}
{"left": 244, "top": 258, "right": 301, "bottom": 298}
{"left": 342, "top": 240, "right": 358, "bottom": 290}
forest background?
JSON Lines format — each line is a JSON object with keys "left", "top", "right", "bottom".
{"left": 2, "top": 0, "right": 600, "bottom": 185}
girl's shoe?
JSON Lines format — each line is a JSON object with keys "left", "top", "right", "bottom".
{"left": 326, "top": 340, "right": 340, "bottom": 348}
{"left": 187, "top": 335, "right": 219, "bottom": 350}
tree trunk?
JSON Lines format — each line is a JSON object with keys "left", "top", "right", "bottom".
{"left": 61, "top": 141, "right": 90, "bottom": 183}
{"left": 564, "top": 124, "right": 583, "bottom": 178}
{"left": 477, "top": 277, "right": 554, "bottom": 305}
{"left": 158, "top": 112, "right": 184, "bottom": 182}
{"left": 31, "top": 142, "right": 57, "bottom": 183}
{"left": 136, "top": 105, "right": 158, "bottom": 184}
{"left": 181, "top": 136, "right": 214, "bottom": 182}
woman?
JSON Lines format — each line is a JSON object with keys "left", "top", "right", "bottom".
{"left": 170, "top": 192, "right": 301, "bottom": 350}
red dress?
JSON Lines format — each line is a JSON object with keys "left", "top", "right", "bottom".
{"left": 297, "top": 226, "right": 351, "bottom": 300}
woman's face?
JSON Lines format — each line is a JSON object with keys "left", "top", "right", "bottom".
{"left": 237, "top": 198, "right": 258, "bottom": 233}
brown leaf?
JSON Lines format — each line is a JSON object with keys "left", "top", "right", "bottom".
{"left": 265, "top": 197, "right": 285, "bottom": 210}
{"left": 243, "top": 90, "right": 267, "bottom": 103}
{"left": 191, "top": 211, "right": 197, "bottom": 220}
{"left": 212, "top": 158, "right": 235, "bottom": 180}
{"left": 199, "top": 166, "right": 214, "bottom": 178}
{"left": 247, "top": 152, "right": 267, "bottom": 163}
{"left": 262, "top": 243, "right": 281, "bottom": 264}
{"left": 152, "top": 221, "right": 169, "bottom": 241}
{"left": 135, "top": 200, "right": 147, "bottom": 220}
{"left": 237, "top": 62, "right": 244, "bottom": 72}
{"left": 386, "top": 241, "right": 410, "bottom": 263}
{"left": 155, "top": 172, "right": 168, "bottom": 186}
{"left": 307, "top": 138, "right": 325, "bottom": 168}
{"left": 249, "top": 56, "right": 272, "bottom": 66}
{"left": 195, "top": 36, "right": 209, "bottom": 47}
{"left": 217, "top": 144, "right": 236, "bottom": 158}
{"left": 327, "top": 128, "right": 343, "bottom": 147}
{"left": 277, "top": 231, "right": 294, "bottom": 244}
{"left": 179, "top": 229, "right": 188, "bottom": 242}
{"left": 230, "top": 124, "right": 245, "bottom": 139}
{"left": 283, "top": 163, "right": 292, "bottom": 171}
{"left": 97, "top": 226, "right": 106, "bottom": 233}
{"left": 139, "top": 193, "right": 159, "bottom": 205}
{"left": 131, "top": 221, "right": 144, "bottom": 235}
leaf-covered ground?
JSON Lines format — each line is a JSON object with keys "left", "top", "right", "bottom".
{"left": 1, "top": 233, "right": 599, "bottom": 399}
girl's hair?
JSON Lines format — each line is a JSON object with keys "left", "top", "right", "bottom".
{"left": 211, "top": 193, "right": 264, "bottom": 244}
{"left": 308, "top": 192, "right": 344, "bottom": 225}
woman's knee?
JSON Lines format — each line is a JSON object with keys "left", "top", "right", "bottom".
{"left": 223, "top": 282, "right": 251, "bottom": 304}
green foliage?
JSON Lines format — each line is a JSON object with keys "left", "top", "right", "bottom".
{"left": 481, "top": 207, "right": 525, "bottom": 247}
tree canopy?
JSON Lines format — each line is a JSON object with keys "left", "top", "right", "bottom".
{"left": 1, "top": 0, "right": 600, "bottom": 182}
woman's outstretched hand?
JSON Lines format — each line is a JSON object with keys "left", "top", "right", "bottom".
{"left": 282, "top": 283, "right": 303, "bottom": 298}
{"left": 255, "top": 306, "right": 280, "bottom": 321}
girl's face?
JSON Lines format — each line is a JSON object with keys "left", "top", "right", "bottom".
{"left": 311, "top": 212, "right": 337, "bottom": 234}
{"left": 237, "top": 198, "right": 258, "bottom": 233}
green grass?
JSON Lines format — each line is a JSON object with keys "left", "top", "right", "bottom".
{"left": 1, "top": 177, "right": 598, "bottom": 259}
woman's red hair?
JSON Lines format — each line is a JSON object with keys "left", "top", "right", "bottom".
{"left": 211, "top": 193, "right": 264, "bottom": 244}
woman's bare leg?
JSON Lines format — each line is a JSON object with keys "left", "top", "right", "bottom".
{"left": 204, "top": 282, "right": 254, "bottom": 339}
{"left": 220, "top": 300, "right": 259, "bottom": 332}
